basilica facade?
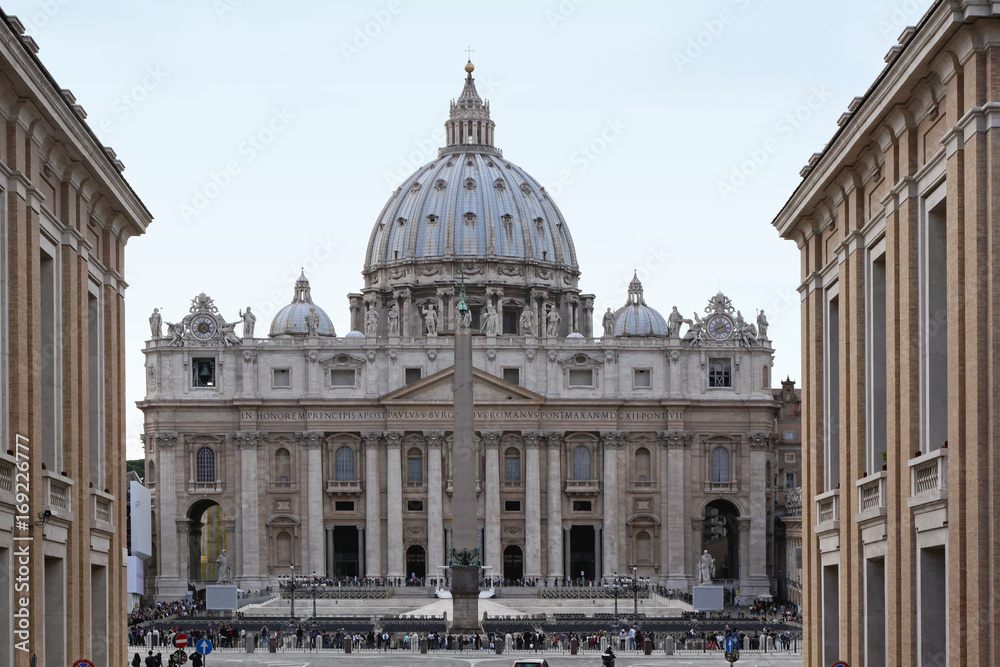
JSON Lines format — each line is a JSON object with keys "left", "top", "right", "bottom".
{"left": 141, "top": 62, "right": 781, "bottom": 601}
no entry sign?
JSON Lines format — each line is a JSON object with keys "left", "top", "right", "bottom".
{"left": 173, "top": 633, "right": 189, "bottom": 649}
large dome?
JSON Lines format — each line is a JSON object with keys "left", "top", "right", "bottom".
{"left": 363, "top": 61, "right": 578, "bottom": 281}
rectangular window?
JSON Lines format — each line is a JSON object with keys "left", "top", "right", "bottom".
{"left": 404, "top": 368, "right": 422, "bottom": 385}
{"left": 569, "top": 369, "right": 594, "bottom": 387}
{"left": 272, "top": 369, "right": 291, "bottom": 388}
{"left": 918, "top": 547, "right": 947, "bottom": 664}
{"left": 868, "top": 247, "right": 888, "bottom": 472}
{"left": 40, "top": 250, "right": 58, "bottom": 470}
{"left": 407, "top": 456, "right": 423, "bottom": 483}
{"left": 91, "top": 564, "right": 108, "bottom": 667}
{"left": 88, "top": 292, "right": 102, "bottom": 489}
{"left": 708, "top": 359, "right": 732, "bottom": 388}
{"left": 783, "top": 431, "right": 796, "bottom": 441}
{"left": 825, "top": 290, "right": 841, "bottom": 490}
{"left": 192, "top": 358, "right": 216, "bottom": 387}
{"left": 505, "top": 455, "right": 521, "bottom": 482}
{"left": 329, "top": 369, "right": 356, "bottom": 387}
{"left": 504, "top": 500, "right": 521, "bottom": 512}
{"left": 785, "top": 472, "right": 795, "bottom": 488}
{"left": 334, "top": 501, "right": 355, "bottom": 512}
{"left": 572, "top": 500, "right": 592, "bottom": 512}
{"left": 502, "top": 367, "right": 520, "bottom": 386}
{"left": 633, "top": 368, "right": 651, "bottom": 388}
{"left": 865, "top": 557, "right": 887, "bottom": 667}
{"left": 44, "top": 556, "right": 66, "bottom": 667}
{"left": 823, "top": 565, "right": 840, "bottom": 667}
{"left": 795, "top": 546, "right": 802, "bottom": 570}
{"left": 406, "top": 500, "right": 424, "bottom": 512}
{"left": 502, "top": 310, "right": 517, "bottom": 335}
{"left": 0, "top": 548, "right": 10, "bottom": 665}
{"left": 921, "top": 193, "right": 948, "bottom": 452}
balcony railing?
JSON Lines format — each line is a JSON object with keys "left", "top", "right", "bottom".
{"left": 856, "top": 472, "right": 887, "bottom": 514}
{"left": 564, "top": 479, "right": 600, "bottom": 496}
{"left": 91, "top": 490, "right": 115, "bottom": 532}
{"left": 187, "top": 480, "right": 223, "bottom": 494}
{"left": 784, "top": 487, "right": 802, "bottom": 516}
{"left": 446, "top": 479, "right": 482, "bottom": 495}
{"left": 326, "top": 480, "right": 363, "bottom": 496}
{"left": 502, "top": 480, "right": 524, "bottom": 490}
{"left": 0, "top": 456, "right": 14, "bottom": 501}
{"left": 405, "top": 481, "right": 426, "bottom": 489}
{"left": 630, "top": 480, "right": 658, "bottom": 490}
{"left": 268, "top": 480, "right": 298, "bottom": 493}
{"left": 704, "top": 480, "right": 738, "bottom": 493}
{"left": 814, "top": 489, "right": 839, "bottom": 531}
{"left": 910, "top": 448, "right": 948, "bottom": 497}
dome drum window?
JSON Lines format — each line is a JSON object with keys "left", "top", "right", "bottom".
{"left": 464, "top": 177, "right": 476, "bottom": 190}
{"left": 435, "top": 179, "right": 447, "bottom": 190}
{"left": 494, "top": 178, "right": 505, "bottom": 191}
{"left": 463, "top": 212, "right": 477, "bottom": 226}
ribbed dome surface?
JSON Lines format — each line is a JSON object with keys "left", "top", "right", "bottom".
{"left": 269, "top": 272, "right": 336, "bottom": 337}
{"left": 613, "top": 273, "right": 667, "bottom": 337}
{"left": 365, "top": 151, "right": 577, "bottom": 270}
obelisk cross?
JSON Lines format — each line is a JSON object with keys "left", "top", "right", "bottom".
{"left": 465, "top": 46, "right": 474, "bottom": 61}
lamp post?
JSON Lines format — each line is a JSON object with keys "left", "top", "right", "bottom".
{"left": 613, "top": 572, "right": 619, "bottom": 630}
{"left": 632, "top": 566, "right": 639, "bottom": 624}
{"left": 289, "top": 564, "right": 296, "bottom": 621}
{"left": 312, "top": 571, "right": 318, "bottom": 620}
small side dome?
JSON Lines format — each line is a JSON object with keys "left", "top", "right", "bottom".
{"left": 269, "top": 271, "right": 336, "bottom": 337}
{"left": 345, "top": 330, "right": 365, "bottom": 339}
{"left": 566, "top": 332, "right": 585, "bottom": 339}
{"left": 613, "top": 273, "right": 668, "bottom": 337}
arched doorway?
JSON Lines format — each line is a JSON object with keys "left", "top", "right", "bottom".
{"left": 503, "top": 545, "right": 524, "bottom": 581}
{"left": 187, "top": 499, "right": 226, "bottom": 585}
{"left": 702, "top": 499, "right": 740, "bottom": 581}
{"left": 406, "top": 544, "right": 426, "bottom": 580}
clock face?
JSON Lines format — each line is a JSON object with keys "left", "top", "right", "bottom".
{"left": 191, "top": 315, "right": 216, "bottom": 340}
{"left": 707, "top": 315, "right": 733, "bottom": 340}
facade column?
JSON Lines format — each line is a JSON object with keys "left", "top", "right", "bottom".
{"left": 544, "top": 432, "right": 564, "bottom": 583}
{"left": 362, "top": 432, "right": 382, "bottom": 576}
{"left": 299, "top": 431, "right": 325, "bottom": 576}
{"left": 600, "top": 431, "right": 621, "bottom": 574}
{"left": 663, "top": 431, "right": 691, "bottom": 588}
{"left": 385, "top": 431, "right": 404, "bottom": 578}
{"left": 482, "top": 431, "right": 502, "bottom": 571}
{"left": 746, "top": 433, "right": 772, "bottom": 594}
{"left": 234, "top": 431, "right": 266, "bottom": 590}
{"left": 425, "top": 431, "right": 445, "bottom": 582}
{"left": 523, "top": 432, "right": 543, "bottom": 579}
{"left": 153, "top": 434, "right": 186, "bottom": 597}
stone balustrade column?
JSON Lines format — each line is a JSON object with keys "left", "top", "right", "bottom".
{"left": 362, "top": 432, "right": 382, "bottom": 576}
{"left": 544, "top": 432, "right": 564, "bottom": 583}
{"left": 425, "top": 431, "right": 445, "bottom": 580}
{"left": 600, "top": 431, "right": 622, "bottom": 574}
{"left": 385, "top": 431, "right": 405, "bottom": 577}
{"left": 523, "top": 432, "right": 543, "bottom": 579}
{"left": 299, "top": 431, "right": 325, "bottom": 576}
{"left": 482, "top": 431, "right": 502, "bottom": 570}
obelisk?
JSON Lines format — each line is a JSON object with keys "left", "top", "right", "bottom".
{"left": 449, "top": 281, "right": 481, "bottom": 632}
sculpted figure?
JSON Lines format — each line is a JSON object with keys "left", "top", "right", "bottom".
{"left": 546, "top": 307, "right": 561, "bottom": 337}
{"left": 667, "top": 306, "right": 684, "bottom": 338}
{"left": 422, "top": 304, "right": 439, "bottom": 336}
{"left": 239, "top": 307, "right": 256, "bottom": 338}
{"left": 460, "top": 307, "right": 471, "bottom": 330}
{"left": 306, "top": 307, "right": 320, "bottom": 336}
{"left": 757, "top": 310, "right": 769, "bottom": 340}
{"left": 519, "top": 308, "right": 535, "bottom": 336}
{"left": 220, "top": 321, "right": 241, "bottom": 347}
{"left": 216, "top": 550, "right": 233, "bottom": 584}
{"left": 699, "top": 550, "right": 715, "bottom": 585}
{"left": 365, "top": 305, "right": 379, "bottom": 337}
{"left": 165, "top": 322, "right": 185, "bottom": 347}
{"left": 387, "top": 304, "right": 400, "bottom": 336}
{"left": 482, "top": 304, "right": 499, "bottom": 336}
{"left": 149, "top": 308, "right": 162, "bottom": 340}
{"left": 602, "top": 307, "right": 615, "bottom": 337}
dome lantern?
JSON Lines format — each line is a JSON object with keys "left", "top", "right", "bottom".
{"left": 613, "top": 274, "right": 668, "bottom": 337}
{"left": 269, "top": 271, "right": 336, "bottom": 337}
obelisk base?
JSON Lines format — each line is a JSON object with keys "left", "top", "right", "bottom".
{"left": 450, "top": 566, "right": 482, "bottom": 633}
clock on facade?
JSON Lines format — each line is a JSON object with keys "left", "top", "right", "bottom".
{"left": 191, "top": 315, "right": 216, "bottom": 340}
{"left": 707, "top": 315, "right": 733, "bottom": 340}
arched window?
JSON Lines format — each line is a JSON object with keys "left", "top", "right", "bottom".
{"left": 763, "top": 365, "right": 770, "bottom": 389}
{"left": 147, "top": 460, "right": 156, "bottom": 485}
{"left": 504, "top": 447, "right": 521, "bottom": 482}
{"left": 634, "top": 447, "right": 651, "bottom": 481}
{"left": 335, "top": 446, "right": 355, "bottom": 481}
{"left": 196, "top": 447, "right": 216, "bottom": 483}
{"left": 711, "top": 447, "right": 730, "bottom": 483}
{"left": 274, "top": 448, "right": 291, "bottom": 482}
{"left": 276, "top": 531, "right": 292, "bottom": 566}
{"left": 572, "top": 446, "right": 592, "bottom": 481}
{"left": 636, "top": 530, "right": 653, "bottom": 565}
{"left": 407, "top": 447, "right": 423, "bottom": 483}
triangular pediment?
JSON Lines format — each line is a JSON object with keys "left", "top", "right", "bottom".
{"left": 380, "top": 366, "right": 544, "bottom": 403}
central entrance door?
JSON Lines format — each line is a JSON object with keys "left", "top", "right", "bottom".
{"left": 569, "top": 525, "right": 596, "bottom": 581}
{"left": 406, "top": 544, "right": 426, "bottom": 580}
{"left": 332, "top": 526, "right": 360, "bottom": 578}
{"left": 503, "top": 545, "right": 524, "bottom": 581}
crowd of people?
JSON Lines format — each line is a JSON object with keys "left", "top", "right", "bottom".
{"left": 676, "top": 625, "right": 797, "bottom": 651}
{"left": 128, "top": 599, "right": 205, "bottom": 627}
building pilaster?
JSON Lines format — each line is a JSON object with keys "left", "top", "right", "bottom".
{"left": 298, "top": 431, "right": 325, "bottom": 576}
{"left": 362, "top": 432, "right": 382, "bottom": 576}
{"left": 482, "top": 431, "right": 502, "bottom": 570}
{"left": 662, "top": 430, "right": 691, "bottom": 588}
{"left": 522, "top": 432, "right": 543, "bottom": 579}
{"left": 544, "top": 431, "right": 564, "bottom": 583}
{"left": 425, "top": 431, "right": 445, "bottom": 582}
{"left": 234, "top": 431, "right": 267, "bottom": 589}
{"left": 600, "top": 431, "right": 622, "bottom": 574}
{"left": 384, "top": 431, "right": 404, "bottom": 577}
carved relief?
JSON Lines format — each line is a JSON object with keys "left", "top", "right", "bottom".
{"left": 417, "top": 265, "right": 442, "bottom": 276}
{"left": 498, "top": 265, "right": 523, "bottom": 277}
{"left": 388, "top": 268, "right": 408, "bottom": 280}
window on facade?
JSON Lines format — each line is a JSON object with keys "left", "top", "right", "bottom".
{"left": 569, "top": 369, "right": 594, "bottom": 387}
{"left": 196, "top": 447, "right": 216, "bottom": 483}
{"left": 274, "top": 448, "right": 291, "bottom": 482}
{"left": 785, "top": 472, "right": 795, "bottom": 488}
{"left": 869, "top": 250, "right": 888, "bottom": 471}
{"left": 572, "top": 446, "right": 592, "bottom": 480}
{"left": 633, "top": 369, "right": 651, "bottom": 388}
{"left": 710, "top": 447, "right": 730, "bottom": 483}
{"left": 502, "top": 368, "right": 520, "bottom": 386}
{"left": 272, "top": 369, "right": 290, "bottom": 388}
{"left": 921, "top": 196, "right": 948, "bottom": 452}
{"left": 407, "top": 500, "right": 424, "bottom": 511}
{"left": 763, "top": 364, "right": 770, "bottom": 389}
{"left": 335, "top": 446, "right": 355, "bottom": 481}
{"left": 276, "top": 531, "right": 292, "bottom": 566}
{"left": 404, "top": 368, "right": 422, "bottom": 385}
{"left": 407, "top": 448, "right": 423, "bottom": 483}
{"left": 504, "top": 500, "right": 521, "bottom": 512}
{"left": 825, "top": 291, "right": 841, "bottom": 490}
{"left": 192, "top": 358, "right": 216, "bottom": 387}
{"left": 329, "top": 369, "right": 355, "bottom": 387}
{"left": 708, "top": 359, "right": 731, "bottom": 388}
{"left": 504, "top": 448, "right": 521, "bottom": 482}
{"left": 469, "top": 308, "right": 481, "bottom": 331}
{"left": 335, "top": 501, "right": 354, "bottom": 511}
{"left": 502, "top": 309, "right": 517, "bottom": 334}
{"left": 783, "top": 431, "right": 796, "bottom": 441}
{"left": 147, "top": 461, "right": 156, "bottom": 485}
{"left": 784, "top": 452, "right": 796, "bottom": 463}
{"left": 634, "top": 447, "right": 651, "bottom": 481}
{"left": 572, "top": 500, "right": 592, "bottom": 512}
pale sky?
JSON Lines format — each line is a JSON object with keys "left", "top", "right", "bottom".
{"left": 2, "top": 0, "right": 934, "bottom": 458}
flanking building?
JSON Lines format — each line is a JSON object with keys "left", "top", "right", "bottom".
{"left": 142, "top": 62, "right": 786, "bottom": 604}
{"left": 772, "top": 1, "right": 1000, "bottom": 665}
{"left": 0, "top": 11, "right": 153, "bottom": 667}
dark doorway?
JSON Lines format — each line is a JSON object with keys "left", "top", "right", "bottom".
{"left": 569, "top": 525, "right": 596, "bottom": 581}
{"left": 406, "top": 544, "right": 426, "bottom": 580}
{"left": 503, "top": 545, "right": 524, "bottom": 581}
{"left": 702, "top": 499, "right": 740, "bottom": 580}
{"left": 186, "top": 499, "right": 226, "bottom": 584}
{"left": 332, "top": 526, "right": 360, "bottom": 578}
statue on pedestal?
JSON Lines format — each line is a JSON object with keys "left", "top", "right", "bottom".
{"left": 306, "top": 308, "right": 320, "bottom": 336}
{"left": 149, "top": 308, "right": 162, "bottom": 340}
{"left": 239, "top": 307, "right": 256, "bottom": 338}
{"left": 422, "top": 304, "right": 439, "bottom": 336}
{"left": 519, "top": 308, "right": 535, "bottom": 336}
{"left": 216, "top": 550, "right": 233, "bottom": 584}
{"left": 482, "top": 304, "right": 499, "bottom": 336}
{"left": 667, "top": 306, "right": 683, "bottom": 338}
{"left": 546, "top": 307, "right": 561, "bottom": 337}
{"left": 757, "top": 309, "right": 769, "bottom": 340}
{"left": 365, "top": 305, "right": 379, "bottom": 337}
{"left": 387, "top": 304, "right": 400, "bottom": 335}
{"left": 602, "top": 308, "right": 615, "bottom": 337}
{"left": 699, "top": 550, "right": 716, "bottom": 585}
